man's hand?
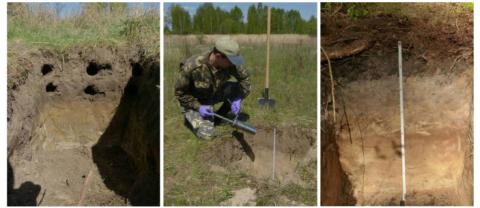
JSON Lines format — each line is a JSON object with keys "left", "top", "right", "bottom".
{"left": 231, "top": 99, "right": 242, "bottom": 115}
{"left": 199, "top": 105, "right": 214, "bottom": 118}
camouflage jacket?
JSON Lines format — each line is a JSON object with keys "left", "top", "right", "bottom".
{"left": 175, "top": 51, "right": 251, "bottom": 110}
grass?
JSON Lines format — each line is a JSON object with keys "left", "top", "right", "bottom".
{"left": 164, "top": 35, "right": 317, "bottom": 128}
{"left": 8, "top": 3, "right": 159, "bottom": 55}
{"left": 163, "top": 34, "right": 317, "bottom": 205}
{"left": 322, "top": 3, "right": 474, "bottom": 21}
{"left": 164, "top": 34, "right": 316, "bottom": 45}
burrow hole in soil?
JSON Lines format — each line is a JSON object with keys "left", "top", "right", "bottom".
{"left": 131, "top": 62, "right": 143, "bottom": 77}
{"left": 84, "top": 85, "right": 100, "bottom": 95}
{"left": 46, "top": 82, "right": 57, "bottom": 92}
{"left": 87, "top": 62, "right": 112, "bottom": 76}
{"left": 41, "top": 64, "right": 54, "bottom": 76}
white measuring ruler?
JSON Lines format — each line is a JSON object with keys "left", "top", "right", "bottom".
{"left": 398, "top": 41, "right": 407, "bottom": 205}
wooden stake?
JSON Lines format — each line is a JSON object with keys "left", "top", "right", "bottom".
{"left": 265, "top": 7, "right": 271, "bottom": 91}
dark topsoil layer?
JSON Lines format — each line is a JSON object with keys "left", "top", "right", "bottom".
{"left": 321, "top": 5, "right": 472, "bottom": 82}
{"left": 7, "top": 45, "right": 159, "bottom": 205}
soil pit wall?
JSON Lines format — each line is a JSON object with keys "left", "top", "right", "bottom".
{"left": 335, "top": 73, "right": 472, "bottom": 205}
{"left": 203, "top": 127, "right": 316, "bottom": 186}
{"left": 7, "top": 46, "right": 159, "bottom": 206}
{"left": 321, "top": 7, "right": 473, "bottom": 205}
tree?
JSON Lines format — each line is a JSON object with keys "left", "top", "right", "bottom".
{"left": 167, "top": 3, "right": 314, "bottom": 35}
{"left": 219, "top": 18, "right": 235, "bottom": 34}
{"left": 229, "top": 6, "right": 243, "bottom": 34}
{"left": 214, "top": 7, "right": 229, "bottom": 33}
{"left": 305, "top": 16, "right": 317, "bottom": 36}
{"left": 285, "top": 10, "right": 303, "bottom": 33}
{"left": 170, "top": 4, "right": 191, "bottom": 34}
{"left": 193, "top": 3, "right": 216, "bottom": 33}
{"left": 271, "top": 8, "right": 285, "bottom": 33}
{"left": 246, "top": 5, "right": 258, "bottom": 33}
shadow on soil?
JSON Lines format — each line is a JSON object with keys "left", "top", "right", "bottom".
{"left": 7, "top": 161, "right": 42, "bottom": 206}
{"left": 92, "top": 60, "right": 160, "bottom": 206}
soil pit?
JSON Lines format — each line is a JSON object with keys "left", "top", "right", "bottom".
{"left": 7, "top": 46, "right": 159, "bottom": 206}
{"left": 321, "top": 6, "right": 472, "bottom": 206}
{"left": 203, "top": 127, "right": 316, "bottom": 186}
{"left": 330, "top": 74, "right": 472, "bottom": 205}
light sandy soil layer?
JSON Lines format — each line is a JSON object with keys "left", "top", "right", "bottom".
{"left": 336, "top": 73, "right": 472, "bottom": 205}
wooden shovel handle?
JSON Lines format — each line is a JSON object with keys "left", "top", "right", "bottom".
{"left": 265, "top": 7, "right": 271, "bottom": 89}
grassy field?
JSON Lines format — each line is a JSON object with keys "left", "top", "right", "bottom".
{"left": 163, "top": 34, "right": 317, "bottom": 205}
{"left": 8, "top": 3, "right": 159, "bottom": 55}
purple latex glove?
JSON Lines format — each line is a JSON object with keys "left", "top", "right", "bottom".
{"left": 198, "top": 105, "right": 214, "bottom": 118}
{"left": 231, "top": 99, "right": 242, "bottom": 115}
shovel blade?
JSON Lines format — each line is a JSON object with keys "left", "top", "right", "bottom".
{"left": 257, "top": 98, "right": 276, "bottom": 107}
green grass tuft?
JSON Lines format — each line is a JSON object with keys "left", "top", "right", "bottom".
{"left": 8, "top": 3, "right": 159, "bottom": 54}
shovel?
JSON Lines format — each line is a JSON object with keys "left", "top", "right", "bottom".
{"left": 258, "top": 7, "right": 275, "bottom": 107}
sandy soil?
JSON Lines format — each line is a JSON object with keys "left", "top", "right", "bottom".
{"left": 336, "top": 74, "right": 471, "bottom": 205}
{"left": 321, "top": 4, "right": 472, "bottom": 205}
{"left": 9, "top": 100, "right": 126, "bottom": 205}
{"left": 7, "top": 45, "right": 160, "bottom": 205}
{"left": 200, "top": 127, "right": 316, "bottom": 205}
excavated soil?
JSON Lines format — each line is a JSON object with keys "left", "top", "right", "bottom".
{"left": 7, "top": 45, "right": 159, "bottom": 206}
{"left": 321, "top": 5, "right": 472, "bottom": 206}
{"left": 203, "top": 127, "right": 316, "bottom": 185}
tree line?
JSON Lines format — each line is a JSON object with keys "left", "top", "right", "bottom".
{"left": 165, "top": 3, "right": 316, "bottom": 35}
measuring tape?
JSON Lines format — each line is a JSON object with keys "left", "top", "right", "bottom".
{"left": 398, "top": 41, "right": 407, "bottom": 204}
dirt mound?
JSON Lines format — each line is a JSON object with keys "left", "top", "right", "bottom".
{"left": 203, "top": 127, "right": 316, "bottom": 185}
{"left": 7, "top": 45, "right": 159, "bottom": 205}
{"left": 321, "top": 4, "right": 472, "bottom": 206}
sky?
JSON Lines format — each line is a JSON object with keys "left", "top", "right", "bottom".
{"left": 164, "top": 3, "right": 317, "bottom": 21}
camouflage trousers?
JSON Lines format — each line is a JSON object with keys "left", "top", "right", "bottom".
{"left": 184, "top": 110, "right": 215, "bottom": 140}
{"left": 184, "top": 82, "right": 243, "bottom": 140}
